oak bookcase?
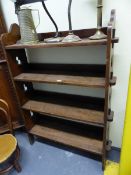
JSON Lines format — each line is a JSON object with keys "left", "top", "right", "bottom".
{"left": 1, "top": 9, "right": 119, "bottom": 169}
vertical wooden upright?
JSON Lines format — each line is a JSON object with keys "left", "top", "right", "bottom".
{"left": 0, "top": 11, "right": 23, "bottom": 133}
{"left": 103, "top": 9, "right": 117, "bottom": 168}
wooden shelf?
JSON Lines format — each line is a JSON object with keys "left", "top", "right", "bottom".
{"left": 5, "top": 37, "right": 118, "bottom": 50}
{"left": 29, "top": 124, "right": 103, "bottom": 155}
{"left": 14, "top": 73, "right": 105, "bottom": 88}
{"left": 22, "top": 100, "right": 104, "bottom": 126}
{"left": 0, "top": 121, "right": 24, "bottom": 134}
{"left": 14, "top": 73, "right": 116, "bottom": 88}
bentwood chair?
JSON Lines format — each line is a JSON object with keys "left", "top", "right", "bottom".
{"left": 0, "top": 99, "right": 21, "bottom": 174}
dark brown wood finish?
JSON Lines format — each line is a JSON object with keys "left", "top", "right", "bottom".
{"left": 29, "top": 124, "right": 103, "bottom": 155}
{"left": 14, "top": 73, "right": 116, "bottom": 88}
{"left": 0, "top": 9, "right": 118, "bottom": 169}
{"left": 22, "top": 100, "right": 104, "bottom": 126}
{"left": 102, "top": 9, "right": 117, "bottom": 169}
{"left": 1, "top": 24, "right": 34, "bottom": 133}
{"left": 0, "top": 14, "right": 24, "bottom": 133}
{"left": 0, "top": 121, "right": 23, "bottom": 134}
{"left": 0, "top": 58, "right": 23, "bottom": 134}
{"left": 5, "top": 37, "right": 118, "bottom": 49}
{"left": 14, "top": 73, "right": 106, "bottom": 88}
{"left": 0, "top": 10, "right": 6, "bottom": 34}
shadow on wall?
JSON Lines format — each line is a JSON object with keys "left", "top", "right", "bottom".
{"left": 26, "top": 45, "right": 106, "bottom": 98}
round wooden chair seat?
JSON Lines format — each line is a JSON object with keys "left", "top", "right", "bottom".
{"left": 0, "top": 134, "right": 17, "bottom": 164}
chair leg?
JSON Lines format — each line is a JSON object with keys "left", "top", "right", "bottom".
{"left": 14, "top": 161, "right": 22, "bottom": 173}
{"left": 14, "top": 146, "right": 22, "bottom": 173}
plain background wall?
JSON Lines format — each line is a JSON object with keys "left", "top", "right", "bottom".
{"left": 1, "top": 0, "right": 131, "bottom": 148}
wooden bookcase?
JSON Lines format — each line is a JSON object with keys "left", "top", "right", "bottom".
{"left": 0, "top": 10, "right": 24, "bottom": 134}
{"left": 0, "top": 60, "right": 24, "bottom": 133}
{"left": 1, "top": 9, "right": 118, "bottom": 169}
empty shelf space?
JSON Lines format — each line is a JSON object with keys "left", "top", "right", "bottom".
{"left": 26, "top": 90, "right": 104, "bottom": 111}
{"left": 24, "top": 64, "right": 106, "bottom": 77}
{"left": 29, "top": 124, "right": 103, "bottom": 155}
{"left": 14, "top": 73, "right": 106, "bottom": 88}
{"left": 22, "top": 100, "right": 104, "bottom": 126}
{"left": 35, "top": 114, "right": 104, "bottom": 140}
{"left": 5, "top": 37, "right": 118, "bottom": 50}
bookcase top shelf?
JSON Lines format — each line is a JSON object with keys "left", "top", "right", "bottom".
{"left": 2, "top": 11, "right": 118, "bottom": 50}
{"left": 5, "top": 37, "right": 118, "bottom": 50}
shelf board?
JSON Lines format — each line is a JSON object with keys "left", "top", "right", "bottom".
{"left": 0, "top": 60, "right": 7, "bottom": 64}
{"left": 14, "top": 73, "right": 116, "bottom": 88}
{"left": 0, "top": 121, "right": 24, "bottom": 134}
{"left": 5, "top": 37, "right": 119, "bottom": 50}
{"left": 14, "top": 73, "right": 106, "bottom": 88}
{"left": 29, "top": 124, "right": 103, "bottom": 155}
{"left": 22, "top": 100, "right": 104, "bottom": 126}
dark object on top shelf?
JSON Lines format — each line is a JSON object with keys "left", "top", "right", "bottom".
{"left": 62, "top": 0, "right": 81, "bottom": 43}
{"left": 15, "top": 0, "right": 46, "bottom": 6}
{"left": 41, "top": 0, "right": 61, "bottom": 43}
{"left": 89, "top": 0, "right": 107, "bottom": 40}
